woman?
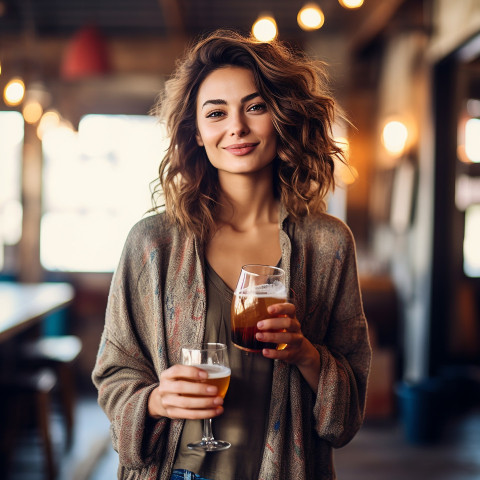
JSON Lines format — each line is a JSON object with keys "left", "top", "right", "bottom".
{"left": 92, "top": 29, "right": 371, "bottom": 480}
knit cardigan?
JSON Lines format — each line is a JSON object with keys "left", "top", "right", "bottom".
{"left": 92, "top": 207, "right": 371, "bottom": 480}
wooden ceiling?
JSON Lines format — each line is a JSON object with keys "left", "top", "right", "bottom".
{"left": 0, "top": 0, "right": 414, "bottom": 47}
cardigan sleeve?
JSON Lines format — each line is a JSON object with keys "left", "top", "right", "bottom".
{"left": 92, "top": 222, "right": 171, "bottom": 469}
{"left": 311, "top": 226, "right": 371, "bottom": 448}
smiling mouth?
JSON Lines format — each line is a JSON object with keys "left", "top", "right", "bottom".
{"left": 224, "top": 143, "right": 259, "bottom": 155}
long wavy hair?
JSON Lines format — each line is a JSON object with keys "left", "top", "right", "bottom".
{"left": 151, "top": 29, "right": 346, "bottom": 242}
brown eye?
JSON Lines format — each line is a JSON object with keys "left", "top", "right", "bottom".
{"left": 206, "top": 110, "right": 225, "bottom": 118}
{"left": 248, "top": 103, "right": 267, "bottom": 113}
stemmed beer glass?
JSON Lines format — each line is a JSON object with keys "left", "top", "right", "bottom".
{"left": 231, "top": 264, "right": 287, "bottom": 352}
{"left": 181, "top": 342, "right": 231, "bottom": 451}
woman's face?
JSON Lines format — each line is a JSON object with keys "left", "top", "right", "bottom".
{"left": 195, "top": 66, "right": 277, "bottom": 178}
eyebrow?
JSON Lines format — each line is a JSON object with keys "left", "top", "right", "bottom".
{"left": 201, "top": 92, "right": 261, "bottom": 109}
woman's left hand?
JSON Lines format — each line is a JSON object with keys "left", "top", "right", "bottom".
{"left": 256, "top": 301, "right": 321, "bottom": 391}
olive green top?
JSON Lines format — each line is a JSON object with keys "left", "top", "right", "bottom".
{"left": 173, "top": 262, "right": 273, "bottom": 479}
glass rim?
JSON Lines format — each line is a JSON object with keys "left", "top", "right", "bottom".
{"left": 241, "top": 264, "right": 285, "bottom": 277}
{"left": 181, "top": 342, "right": 227, "bottom": 352}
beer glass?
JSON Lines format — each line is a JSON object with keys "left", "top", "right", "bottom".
{"left": 181, "top": 342, "right": 231, "bottom": 451}
{"left": 231, "top": 264, "right": 287, "bottom": 352}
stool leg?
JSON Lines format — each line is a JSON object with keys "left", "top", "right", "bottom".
{"left": 0, "top": 394, "right": 23, "bottom": 477}
{"left": 36, "top": 390, "right": 56, "bottom": 480}
{"left": 58, "top": 364, "right": 75, "bottom": 448}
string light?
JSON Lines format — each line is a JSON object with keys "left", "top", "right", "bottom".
{"left": 23, "top": 99, "right": 44, "bottom": 124}
{"left": 338, "top": 0, "right": 364, "bottom": 9}
{"left": 252, "top": 14, "right": 278, "bottom": 42}
{"left": 297, "top": 4, "right": 324, "bottom": 31}
{"left": 3, "top": 77, "right": 25, "bottom": 106}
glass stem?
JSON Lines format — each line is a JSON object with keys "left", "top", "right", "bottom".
{"left": 202, "top": 418, "right": 214, "bottom": 443}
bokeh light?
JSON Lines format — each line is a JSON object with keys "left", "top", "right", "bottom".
{"left": 298, "top": 4, "right": 324, "bottom": 31}
{"left": 3, "top": 78, "right": 25, "bottom": 106}
{"left": 338, "top": 0, "right": 364, "bottom": 8}
{"left": 252, "top": 15, "right": 278, "bottom": 42}
{"left": 382, "top": 120, "right": 408, "bottom": 156}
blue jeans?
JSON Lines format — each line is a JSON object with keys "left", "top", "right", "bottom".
{"left": 170, "top": 469, "right": 213, "bottom": 480}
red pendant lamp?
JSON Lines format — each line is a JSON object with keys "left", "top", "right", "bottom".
{"left": 61, "top": 25, "right": 112, "bottom": 79}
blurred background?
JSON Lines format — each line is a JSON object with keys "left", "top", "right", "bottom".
{"left": 0, "top": 0, "right": 480, "bottom": 479}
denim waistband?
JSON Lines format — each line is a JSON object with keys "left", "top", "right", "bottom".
{"left": 170, "top": 469, "right": 213, "bottom": 480}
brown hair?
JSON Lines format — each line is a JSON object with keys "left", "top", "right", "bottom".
{"left": 151, "top": 29, "right": 346, "bottom": 242}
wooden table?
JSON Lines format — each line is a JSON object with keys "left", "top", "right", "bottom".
{"left": 0, "top": 282, "right": 74, "bottom": 343}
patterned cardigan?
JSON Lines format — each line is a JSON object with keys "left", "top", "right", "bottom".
{"left": 92, "top": 207, "right": 371, "bottom": 479}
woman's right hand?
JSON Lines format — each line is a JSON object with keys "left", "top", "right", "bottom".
{"left": 147, "top": 364, "right": 224, "bottom": 420}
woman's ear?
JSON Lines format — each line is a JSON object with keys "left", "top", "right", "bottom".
{"left": 196, "top": 132, "right": 204, "bottom": 146}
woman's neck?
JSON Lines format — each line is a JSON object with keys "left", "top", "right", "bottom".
{"left": 216, "top": 168, "right": 278, "bottom": 231}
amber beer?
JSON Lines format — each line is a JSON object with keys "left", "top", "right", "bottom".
{"left": 231, "top": 287, "right": 286, "bottom": 352}
{"left": 192, "top": 364, "right": 231, "bottom": 398}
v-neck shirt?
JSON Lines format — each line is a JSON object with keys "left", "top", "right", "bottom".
{"left": 173, "top": 262, "right": 274, "bottom": 480}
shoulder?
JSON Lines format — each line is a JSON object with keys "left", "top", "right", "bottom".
{"left": 293, "top": 212, "right": 355, "bottom": 246}
{"left": 125, "top": 212, "right": 180, "bottom": 248}
{"left": 118, "top": 212, "right": 185, "bottom": 272}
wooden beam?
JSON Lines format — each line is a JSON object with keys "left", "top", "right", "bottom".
{"left": 349, "top": 0, "right": 407, "bottom": 54}
{"left": 158, "top": 0, "right": 186, "bottom": 36}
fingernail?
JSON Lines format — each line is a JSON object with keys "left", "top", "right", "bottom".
{"left": 206, "top": 386, "right": 217, "bottom": 393}
{"left": 256, "top": 332, "right": 264, "bottom": 340}
{"left": 213, "top": 397, "right": 223, "bottom": 405}
{"left": 199, "top": 370, "right": 208, "bottom": 379}
{"left": 257, "top": 321, "right": 264, "bottom": 328}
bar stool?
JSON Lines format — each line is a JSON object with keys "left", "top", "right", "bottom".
{"left": 0, "top": 368, "right": 57, "bottom": 480}
{"left": 20, "top": 335, "right": 83, "bottom": 448}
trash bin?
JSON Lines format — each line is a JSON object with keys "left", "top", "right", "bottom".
{"left": 396, "top": 378, "right": 444, "bottom": 445}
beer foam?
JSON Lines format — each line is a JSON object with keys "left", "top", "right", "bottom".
{"left": 193, "top": 364, "right": 231, "bottom": 379}
{"left": 236, "top": 282, "right": 287, "bottom": 298}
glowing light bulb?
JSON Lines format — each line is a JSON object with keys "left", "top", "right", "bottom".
{"left": 298, "top": 4, "right": 324, "bottom": 31}
{"left": 338, "top": 0, "right": 364, "bottom": 8}
{"left": 23, "top": 99, "right": 44, "bottom": 124}
{"left": 4, "top": 77, "right": 25, "bottom": 106}
{"left": 382, "top": 120, "right": 408, "bottom": 156}
{"left": 252, "top": 15, "right": 278, "bottom": 42}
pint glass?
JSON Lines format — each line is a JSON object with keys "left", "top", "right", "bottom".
{"left": 231, "top": 264, "right": 287, "bottom": 352}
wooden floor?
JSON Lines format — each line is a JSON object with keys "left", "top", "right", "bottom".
{"left": 6, "top": 395, "right": 480, "bottom": 480}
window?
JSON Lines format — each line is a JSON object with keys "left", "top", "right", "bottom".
{"left": 41, "top": 114, "right": 167, "bottom": 272}
{"left": 0, "top": 111, "right": 23, "bottom": 272}
{"left": 464, "top": 204, "right": 480, "bottom": 278}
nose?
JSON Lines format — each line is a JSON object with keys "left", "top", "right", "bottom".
{"left": 229, "top": 112, "right": 249, "bottom": 137}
